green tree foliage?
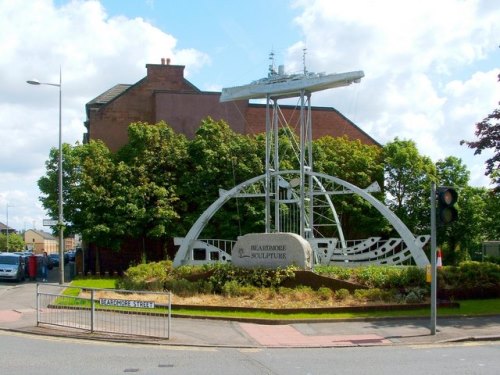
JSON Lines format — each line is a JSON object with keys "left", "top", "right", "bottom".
{"left": 0, "top": 233, "right": 25, "bottom": 251}
{"left": 313, "top": 136, "right": 387, "bottom": 238}
{"left": 483, "top": 189, "right": 500, "bottom": 240}
{"left": 40, "top": 115, "right": 500, "bottom": 269}
{"left": 180, "top": 118, "right": 264, "bottom": 239}
{"left": 39, "top": 140, "right": 125, "bottom": 249}
{"left": 383, "top": 138, "right": 436, "bottom": 234}
{"left": 461, "top": 74, "right": 500, "bottom": 190}
{"left": 435, "top": 156, "right": 470, "bottom": 188}
{"left": 117, "top": 122, "right": 189, "bottom": 243}
{"left": 448, "top": 186, "right": 489, "bottom": 263}
{"left": 37, "top": 143, "right": 72, "bottom": 235}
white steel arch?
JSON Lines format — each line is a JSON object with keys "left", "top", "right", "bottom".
{"left": 173, "top": 170, "right": 430, "bottom": 267}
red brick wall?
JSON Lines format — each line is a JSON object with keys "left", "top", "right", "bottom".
{"left": 245, "top": 104, "right": 377, "bottom": 144}
{"left": 154, "top": 92, "right": 247, "bottom": 138}
{"left": 88, "top": 63, "right": 379, "bottom": 151}
{"left": 89, "top": 64, "right": 200, "bottom": 152}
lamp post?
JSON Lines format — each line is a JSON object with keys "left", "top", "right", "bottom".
{"left": 27, "top": 68, "right": 64, "bottom": 284}
{"left": 6, "top": 204, "right": 13, "bottom": 252}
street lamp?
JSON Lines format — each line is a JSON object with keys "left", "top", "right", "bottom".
{"left": 6, "top": 204, "right": 13, "bottom": 252}
{"left": 27, "top": 67, "right": 65, "bottom": 284}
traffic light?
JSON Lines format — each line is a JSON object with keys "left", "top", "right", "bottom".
{"left": 436, "top": 186, "right": 458, "bottom": 225}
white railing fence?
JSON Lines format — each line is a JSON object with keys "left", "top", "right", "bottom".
{"left": 36, "top": 284, "right": 171, "bottom": 339}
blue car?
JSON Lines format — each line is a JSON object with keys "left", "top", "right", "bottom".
{"left": 48, "top": 253, "right": 60, "bottom": 267}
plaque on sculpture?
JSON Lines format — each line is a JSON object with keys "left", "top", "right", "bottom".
{"left": 232, "top": 232, "right": 312, "bottom": 270}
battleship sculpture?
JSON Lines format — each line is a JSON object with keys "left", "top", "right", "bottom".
{"left": 173, "top": 52, "right": 430, "bottom": 268}
{"left": 220, "top": 63, "right": 364, "bottom": 101}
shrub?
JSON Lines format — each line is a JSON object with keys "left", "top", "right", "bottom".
{"left": 484, "top": 255, "right": 500, "bottom": 265}
{"left": 277, "top": 287, "right": 295, "bottom": 297}
{"left": 437, "top": 261, "right": 500, "bottom": 299}
{"left": 222, "top": 280, "right": 242, "bottom": 297}
{"left": 353, "top": 288, "right": 394, "bottom": 302}
{"left": 164, "top": 279, "right": 200, "bottom": 297}
{"left": 334, "top": 288, "right": 350, "bottom": 301}
{"left": 291, "top": 286, "right": 316, "bottom": 301}
{"left": 404, "top": 287, "right": 427, "bottom": 304}
{"left": 197, "top": 280, "right": 214, "bottom": 294}
{"left": 398, "top": 267, "right": 427, "bottom": 289}
{"left": 207, "top": 264, "right": 296, "bottom": 293}
{"left": 117, "top": 260, "right": 172, "bottom": 291}
{"left": 317, "top": 287, "right": 333, "bottom": 301}
{"left": 314, "top": 265, "right": 352, "bottom": 280}
{"left": 239, "top": 285, "right": 259, "bottom": 298}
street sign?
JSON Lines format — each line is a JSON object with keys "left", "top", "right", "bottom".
{"left": 43, "top": 219, "right": 58, "bottom": 226}
{"left": 99, "top": 298, "right": 155, "bottom": 309}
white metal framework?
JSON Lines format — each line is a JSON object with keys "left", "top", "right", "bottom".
{"left": 173, "top": 53, "right": 430, "bottom": 268}
{"left": 173, "top": 170, "right": 430, "bottom": 267}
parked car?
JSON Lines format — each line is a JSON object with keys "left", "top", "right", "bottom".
{"left": 66, "top": 250, "right": 76, "bottom": 262}
{"left": 0, "top": 253, "right": 26, "bottom": 282}
{"left": 48, "top": 253, "right": 60, "bottom": 267}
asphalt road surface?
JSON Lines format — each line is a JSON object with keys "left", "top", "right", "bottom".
{"left": 1, "top": 330, "right": 498, "bottom": 374}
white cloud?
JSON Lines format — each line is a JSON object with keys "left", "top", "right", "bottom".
{"left": 290, "top": 0, "right": 500, "bottom": 187}
{"left": 1, "top": 0, "right": 499, "bottom": 232}
{"left": 0, "top": 0, "right": 210, "bottom": 230}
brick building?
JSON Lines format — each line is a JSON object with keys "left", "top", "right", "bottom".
{"left": 84, "top": 60, "right": 378, "bottom": 149}
{"left": 82, "top": 60, "right": 379, "bottom": 274}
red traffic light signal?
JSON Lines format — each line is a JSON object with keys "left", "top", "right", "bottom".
{"left": 436, "top": 186, "right": 458, "bottom": 225}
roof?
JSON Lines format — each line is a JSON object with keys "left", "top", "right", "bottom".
{"left": 248, "top": 103, "right": 381, "bottom": 147}
{"left": 87, "top": 84, "right": 133, "bottom": 106}
{"left": 25, "top": 229, "right": 57, "bottom": 241}
{"left": 0, "top": 222, "right": 16, "bottom": 232}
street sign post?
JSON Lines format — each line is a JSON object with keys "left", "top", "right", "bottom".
{"left": 43, "top": 219, "right": 58, "bottom": 227}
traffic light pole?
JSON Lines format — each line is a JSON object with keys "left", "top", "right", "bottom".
{"left": 430, "top": 182, "right": 437, "bottom": 335}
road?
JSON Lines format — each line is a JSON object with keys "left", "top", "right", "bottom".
{"left": 1, "top": 330, "right": 498, "bottom": 374}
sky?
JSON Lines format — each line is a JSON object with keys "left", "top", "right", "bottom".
{"left": 0, "top": 0, "right": 499, "bottom": 232}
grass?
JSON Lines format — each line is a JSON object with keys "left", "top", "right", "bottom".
{"left": 57, "top": 278, "right": 118, "bottom": 299}
{"left": 70, "top": 278, "right": 117, "bottom": 289}
{"left": 65, "top": 278, "right": 500, "bottom": 320}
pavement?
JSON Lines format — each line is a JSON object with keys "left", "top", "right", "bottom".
{"left": 1, "top": 274, "right": 500, "bottom": 348}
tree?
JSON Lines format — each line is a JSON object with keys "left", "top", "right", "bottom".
{"left": 313, "top": 136, "right": 387, "bottom": 238}
{"left": 180, "top": 117, "right": 264, "bottom": 240}
{"left": 37, "top": 143, "right": 72, "bottom": 236}
{"left": 383, "top": 138, "right": 436, "bottom": 234}
{"left": 38, "top": 140, "right": 126, "bottom": 250}
{"left": 483, "top": 189, "right": 500, "bottom": 240}
{"left": 435, "top": 156, "right": 470, "bottom": 188}
{"left": 0, "top": 233, "right": 25, "bottom": 251}
{"left": 461, "top": 73, "right": 500, "bottom": 190}
{"left": 451, "top": 186, "right": 488, "bottom": 262}
{"left": 118, "top": 121, "right": 189, "bottom": 243}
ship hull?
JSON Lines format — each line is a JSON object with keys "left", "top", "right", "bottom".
{"left": 220, "top": 70, "right": 364, "bottom": 102}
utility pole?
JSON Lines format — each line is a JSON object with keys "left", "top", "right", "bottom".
{"left": 430, "top": 182, "right": 437, "bottom": 335}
